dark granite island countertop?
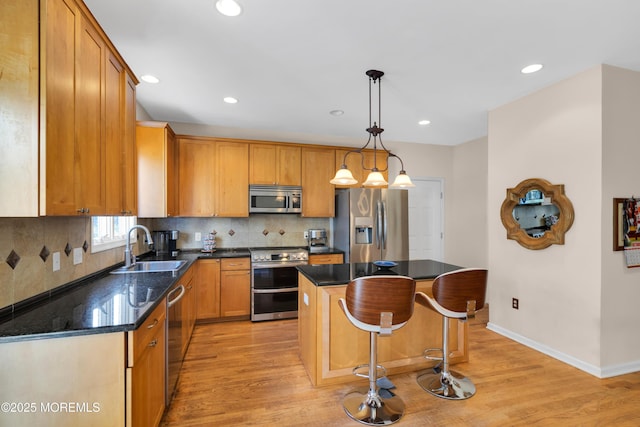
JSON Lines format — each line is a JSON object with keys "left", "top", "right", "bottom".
{"left": 297, "top": 259, "right": 463, "bottom": 286}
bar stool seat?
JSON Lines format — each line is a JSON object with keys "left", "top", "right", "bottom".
{"left": 415, "top": 268, "right": 488, "bottom": 400}
{"left": 338, "top": 275, "right": 416, "bottom": 426}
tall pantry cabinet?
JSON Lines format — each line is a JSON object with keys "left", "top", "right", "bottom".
{"left": 0, "top": 0, "right": 138, "bottom": 217}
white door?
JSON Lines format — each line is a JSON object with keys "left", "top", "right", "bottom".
{"left": 408, "top": 178, "right": 443, "bottom": 261}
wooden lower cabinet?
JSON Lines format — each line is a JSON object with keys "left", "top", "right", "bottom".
{"left": 220, "top": 258, "right": 251, "bottom": 318}
{"left": 196, "top": 258, "right": 250, "bottom": 321}
{"left": 196, "top": 258, "right": 221, "bottom": 321}
{"left": 128, "top": 302, "right": 166, "bottom": 427}
{"left": 179, "top": 265, "right": 197, "bottom": 357}
{"left": 308, "top": 253, "right": 343, "bottom": 265}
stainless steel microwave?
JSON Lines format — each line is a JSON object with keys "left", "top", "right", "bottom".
{"left": 249, "top": 185, "right": 302, "bottom": 214}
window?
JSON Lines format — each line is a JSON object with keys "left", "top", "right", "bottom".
{"left": 91, "top": 216, "right": 137, "bottom": 253}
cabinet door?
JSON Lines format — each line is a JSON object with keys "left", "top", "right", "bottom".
{"left": 130, "top": 303, "right": 166, "bottom": 427}
{"left": 249, "top": 144, "right": 277, "bottom": 184}
{"left": 220, "top": 269, "right": 250, "bottom": 317}
{"left": 137, "top": 122, "right": 177, "bottom": 217}
{"left": 104, "top": 52, "right": 124, "bottom": 215}
{"left": 178, "top": 138, "right": 216, "bottom": 216}
{"left": 122, "top": 73, "right": 137, "bottom": 215}
{"left": 75, "top": 12, "right": 106, "bottom": 215}
{"left": 301, "top": 147, "right": 335, "bottom": 217}
{"left": 196, "top": 259, "right": 221, "bottom": 320}
{"left": 44, "top": 0, "right": 77, "bottom": 215}
{"left": 0, "top": 0, "right": 39, "bottom": 216}
{"left": 216, "top": 141, "right": 249, "bottom": 217}
{"left": 277, "top": 145, "right": 301, "bottom": 185}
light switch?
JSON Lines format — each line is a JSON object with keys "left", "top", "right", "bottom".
{"left": 53, "top": 252, "right": 60, "bottom": 272}
{"left": 73, "top": 247, "right": 82, "bottom": 265}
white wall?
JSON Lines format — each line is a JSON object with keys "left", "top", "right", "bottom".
{"left": 488, "top": 64, "right": 640, "bottom": 376}
{"left": 450, "top": 137, "right": 488, "bottom": 268}
{"left": 601, "top": 66, "right": 640, "bottom": 371}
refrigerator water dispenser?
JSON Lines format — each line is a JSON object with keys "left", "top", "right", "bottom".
{"left": 354, "top": 217, "right": 373, "bottom": 244}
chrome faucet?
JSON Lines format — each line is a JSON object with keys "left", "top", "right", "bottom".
{"left": 124, "top": 225, "right": 154, "bottom": 267}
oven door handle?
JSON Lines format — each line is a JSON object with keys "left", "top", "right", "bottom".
{"left": 251, "top": 263, "right": 307, "bottom": 269}
{"left": 252, "top": 287, "right": 299, "bottom": 294}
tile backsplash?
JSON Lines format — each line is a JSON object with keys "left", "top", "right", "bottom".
{"left": 0, "top": 216, "right": 151, "bottom": 311}
{"left": 0, "top": 215, "right": 329, "bottom": 310}
{"left": 150, "top": 215, "right": 329, "bottom": 251}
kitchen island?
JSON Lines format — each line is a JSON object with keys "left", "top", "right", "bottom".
{"left": 296, "top": 259, "right": 465, "bottom": 386}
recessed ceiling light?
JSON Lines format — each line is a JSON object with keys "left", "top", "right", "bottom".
{"left": 521, "top": 64, "right": 543, "bottom": 74}
{"left": 418, "top": 120, "right": 431, "bottom": 126}
{"left": 329, "top": 110, "right": 344, "bottom": 116}
{"left": 216, "top": 0, "right": 242, "bottom": 17}
{"left": 140, "top": 74, "right": 159, "bottom": 84}
{"left": 223, "top": 97, "right": 238, "bottom": 104}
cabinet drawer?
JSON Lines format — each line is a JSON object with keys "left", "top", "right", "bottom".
{"left": 221, "top": 257, "right": 250, "bottom": 270}
{"left": 309, "top": 254, "right": 343, "bottom": 265}
{"left": 128, "top": 302, "right": 166, "bottom": 366}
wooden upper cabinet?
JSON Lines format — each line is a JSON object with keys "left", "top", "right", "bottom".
{"left": 177, "top": 137, "right": 248, "bottom": 217}
{"left": 0, "top": 0, "right": 39, "bottom": 216}
{"left": 216, "top": 141, "right": 249, "bottom": 217}
{"left": 334, "top": 149, "right": 389, "bottom": 188}
{"left": 105, "top": 53, "right": 137, "bottom": 216}
{"left": 43, "top": 0, "right": 80, "bottom": 215}
{"left": 178, "top": 138, "right": 216, "bottom": 217}
{"left": 250, "top": 144, "right": 301, "bottom": 186}
{"left": 137, "top": 122, "right": 178, "bottom": 218}
{"left": 301, "top": 147, "right": 335, "bottom": 217}
{"left": 122, "top": 73, "right": 138, "bottom": 215}
{"left": 40, "top": 0, "right": 137, "bottom": 216}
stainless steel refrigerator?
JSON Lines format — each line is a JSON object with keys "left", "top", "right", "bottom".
{"left": 333, "top": 188, "right": 409, "bottom": 263}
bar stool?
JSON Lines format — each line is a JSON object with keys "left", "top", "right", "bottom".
{"left": 415, "top": 268, "right": 488, "bottom": 400}
{"left": 338, "top": 275, "right": 416, "bottom": 426}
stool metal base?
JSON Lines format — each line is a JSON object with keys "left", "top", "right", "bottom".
{"left": 343, "top": 387, "right": 405, "bottom": 425}
{"left": 416, "top": 369, "right": 476, "bottom": 400}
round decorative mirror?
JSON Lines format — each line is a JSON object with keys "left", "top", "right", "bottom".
{"left": 500, "top": 178, "right": 574, "bottom": 250}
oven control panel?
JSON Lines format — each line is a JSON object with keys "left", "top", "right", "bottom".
{"left": 250, "top": 248, "right": 308, "bottom": 263}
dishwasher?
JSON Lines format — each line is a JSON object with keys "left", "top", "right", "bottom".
{"left": 166, "top": 281, "right": 185, "bottom": 406}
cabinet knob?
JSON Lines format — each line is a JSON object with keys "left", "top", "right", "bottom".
{"left": 148, "top": 339, "right": 158, "bottom": 347}
{"left": 147, "top": 318, "right": 159, "bottom": 329}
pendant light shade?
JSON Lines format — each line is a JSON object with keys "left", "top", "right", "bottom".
{"left": 390, "top": 171, "right": 415, "bottom": 188}
{"left": 330, "top": 166, "right": 358, "bottom": 185}
{"left": 330, "top": 70, "right": 414, "bottom": 189}
{"left": 362, "top": 170, "right": 388, "bottom": 187}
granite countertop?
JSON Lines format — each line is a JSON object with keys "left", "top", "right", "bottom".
{"left": 0, "top": 249, "right": 251, "bottom": 343}
{"left": 297, "top": 259, "right": 463, "bottom": 286}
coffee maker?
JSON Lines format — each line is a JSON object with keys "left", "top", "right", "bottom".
{"left": 153, "top": 230, "right": 179, "bottom": 257}
{"left": 307, "top": 229, "right": 329, "bottom": 253}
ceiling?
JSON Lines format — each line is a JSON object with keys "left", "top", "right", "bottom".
{"left": 84, "top": 0, "right": 640, "bottom": 147}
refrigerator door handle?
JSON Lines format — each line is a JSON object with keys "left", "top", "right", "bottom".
{"left": 382, "top": 200, "right": 388, "bottom": 250}
{"left": 376, "top": 200, "right": 383, "bottom": 249}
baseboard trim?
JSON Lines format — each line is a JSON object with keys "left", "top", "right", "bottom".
{"left": 486, "top": 322, "right": 640, "bottom": 379}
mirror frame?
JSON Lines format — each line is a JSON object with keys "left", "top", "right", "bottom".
{"left": 500, "top": 178, "right": 574, "bottom": 250}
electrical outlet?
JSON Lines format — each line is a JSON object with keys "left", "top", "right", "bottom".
{"left": 73, "top": 247, "right": 82, "bottom": 265}
{"left": 304, "top": 231, "right": 309, "bottom": 239}
{"left": 512, "top": 298, "right": 519, "bottom": 310}
{"left": 53, "top": 252, "right": 61, "bottom": 272}
{"left": 195, "top": 232, "right": 202, "bottom": 242}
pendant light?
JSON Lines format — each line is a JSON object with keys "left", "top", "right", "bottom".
{"left": 330, "top": 70, "right": 414, "bottom": 188}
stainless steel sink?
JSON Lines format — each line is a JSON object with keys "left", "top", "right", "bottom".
{"left": 111, "top": 260, "right": 188, "bottom": 274}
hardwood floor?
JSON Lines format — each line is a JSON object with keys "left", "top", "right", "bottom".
{"left": 161, "top": 319, "right": 640, "bottom": 426}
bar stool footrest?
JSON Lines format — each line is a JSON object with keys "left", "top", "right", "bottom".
{"left": 352, "top": 363, "right": 387, "bottom": 380}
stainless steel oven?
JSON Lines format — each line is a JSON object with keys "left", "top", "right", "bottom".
{"left": 250, "top": 247, "right": 308, "bottom": 321}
